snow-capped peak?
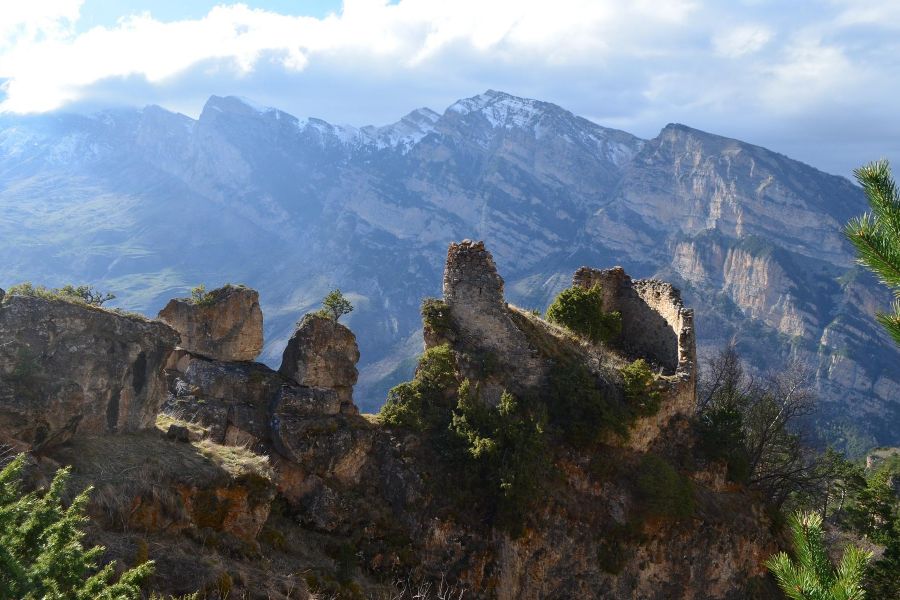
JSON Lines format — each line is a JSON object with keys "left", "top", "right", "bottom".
{"left": 447, "top": 90, "right": 546, "bottom": 129}
{"left": 359, "top": 108, "right": 440, "bottom": 150}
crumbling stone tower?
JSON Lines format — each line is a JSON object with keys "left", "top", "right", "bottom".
{"left": 437, "top": 240, "right": 697, "bottom": 449}
{"left": 440, "top": 240, "right": 545, "bottom": 390}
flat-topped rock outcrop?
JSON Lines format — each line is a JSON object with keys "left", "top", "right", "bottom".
{"left": 0, "top": 294, "right": 178, "bottom": 449}
{"left": 158, "top": 284, "right": 263, "bottom": 362}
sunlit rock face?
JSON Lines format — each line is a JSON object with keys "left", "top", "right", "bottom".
{"left": 0, "top": 294, "right": 178, "bottom": 449}
{"left": 158, "top": 284, "right": 263, "bottom": 362}
{"left": 279, "top": 312, "right": 360, "bottom": 413}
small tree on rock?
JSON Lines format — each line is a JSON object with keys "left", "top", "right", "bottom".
{"left": 321, "top": 289, "right": 353, "bottom": 322}
{"left": 57, "top": 285, "right": 115, "bottom": 307}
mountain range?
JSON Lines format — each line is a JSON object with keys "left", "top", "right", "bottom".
{"left": 0, "top": 89, "right": 895, "bottom": 450}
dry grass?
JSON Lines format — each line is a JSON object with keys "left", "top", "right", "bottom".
{"left": 155, "top": 413, "right": 272, "bottom": 480}
{"left": 194, "top": 438, "right": 273, "bottom": 480}
{"left": 508, "top": 305, "right": 627, "bottom": 374}
{"left": 156, "top": 412, "right": 209, "bottom": 439}
{"left": 47, "top": 425, "right": 273, "bottom": 531}
{"left": 360, "top": 413, "right": 381, "bottom": 425}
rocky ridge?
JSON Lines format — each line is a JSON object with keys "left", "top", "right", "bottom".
{"left": 0, "top": 244, "right": 780, "bottom": 598}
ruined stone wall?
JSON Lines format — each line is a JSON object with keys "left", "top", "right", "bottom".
{"left": 441, "top": 240, "right": 544, "bottom": 391}
{"left": 574, "top": 267, "right": 697, "bottom": 449}
{"left": 573, "top": 266, "right": 695, "bottom": 378}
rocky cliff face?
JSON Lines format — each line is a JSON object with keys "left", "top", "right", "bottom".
{"left": 0, "top": 292, "right": 178, "bottom": 450}
{"left": 0, "top": 247, "right": 781, "bottom": 599}
{"left": 0, "top": 90, "right": 893, "bottom": 450}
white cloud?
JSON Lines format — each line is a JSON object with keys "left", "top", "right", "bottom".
{"left": 0, "top": 0, "right": 702, "bottom": 113}
{"left": 831, "top": 0, "right": 900, "bottom": 29}
{"left": 712, "top": 24, "right": 772, "bottom": 57}
{"left": 0, "top": 0, "right": 897, "bottom": 177}
{"left": 0, "top": 1, "right": 82, "bottom": 50}
{"left": 757, "top": 31, "right": 872, "bottom": 117}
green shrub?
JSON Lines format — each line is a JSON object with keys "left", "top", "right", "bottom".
{"left": 546, "top": 361, "right": 629, "bottom": 447}
{"left": 0, "top": 455, "right": 154, "bottom": 599}
{"left": 378, "top": 344, "right": 457, "bottom": 430}
{"left": 414, "top": 344, "right": 457, "bottom": 393}
{"left": 449, "top": 383, "right": 548, "bottom": 536}
{"left": 546, "top": 285, "right": 621, "bottom": 344}
{"left": 620, "top": 359, "right": 661, "bottom": 417}
{"left": 450, "top": 380, "right": 498, "bottom": 459}
{"left": 634, "top": 454, "right": 694, "bottom": 519}
{"left": 421, "top": 298, "right": 452, "bottom": 335}
{"left": 6, "top": 282, "right": 115, "bottom": 307}
{"left": 379, "top": 382, "right": 425, "bottom": 430}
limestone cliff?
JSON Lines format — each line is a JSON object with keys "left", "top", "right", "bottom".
{"left": 0, "top": 246, "right": 781, "bottom": 599}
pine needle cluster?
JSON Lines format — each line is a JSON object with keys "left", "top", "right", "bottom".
{"left": 845, "top": 160, "right": 900, "bottom": 345}
{"left": 766, "top": 511, "right": 871, "bottom": 600}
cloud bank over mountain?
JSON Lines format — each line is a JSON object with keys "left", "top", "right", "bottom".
{"left": 0, "top": 0, "right": 898, "bottom": 176}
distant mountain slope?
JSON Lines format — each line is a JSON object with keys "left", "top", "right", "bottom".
{"left": 0, "top": 90, "right": 894, "bottom": 449}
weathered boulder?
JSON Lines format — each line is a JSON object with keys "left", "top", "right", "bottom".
{"left": 166, "top": 423, "right": 191, "bottom": 442}
{"left": 269, "top": 386, "right": 364, "bottom": 474}
{"left": 158, "top": 285, "right": 263, "bottom": 362}
{"left": 164, "top": 353, "right": 278, "bottom": 446}
{"left": 0, "top": 295, "right": 178, "bottom": 449}
{"left": 279, "top": 313, "right": 360, "bottom": 413}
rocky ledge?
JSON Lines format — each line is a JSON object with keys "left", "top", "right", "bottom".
{"left": 0, "top": 293, "right": 178, "bottom": 450}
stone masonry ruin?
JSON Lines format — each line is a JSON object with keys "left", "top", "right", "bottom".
{"left": 441, "top": 240, "right": 545, "bottom": 390}
{"left": 573, "top": 266, "right": 697, "bottom": 447}
{"left": 440, "top": 242, "right": 698, "bottom": 447}
{"left": 572, "top": 266, "right": 696, "bottom": 381}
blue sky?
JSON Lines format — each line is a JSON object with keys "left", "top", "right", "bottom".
{"left": 74, "top": 1, "right": 345, "bottom": 29}
{"left": 0, "top": 0, "right": 898, "bottom": 178}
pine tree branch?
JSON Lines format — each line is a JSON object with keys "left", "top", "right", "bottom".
{"left": 846, "top": 215, "right": 900, "bottom": 290}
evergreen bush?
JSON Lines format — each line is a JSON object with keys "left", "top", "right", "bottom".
{"left": 634, "top": 454, "right": 694, "bottom": 519}
{"left": 620, "top": 359, "right": 661, "bottom": 417}
{"left": 0, "top": 455, "right": 153, "bottom": 599}
{"left": 546, "top": 285, "right": 621, "bottom": 344}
